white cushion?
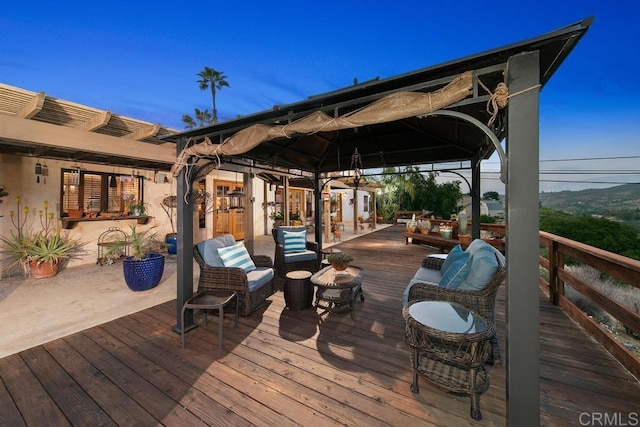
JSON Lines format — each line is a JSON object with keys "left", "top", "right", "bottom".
{"left": 217, "top": 242, "right": 256, "bottom": 273}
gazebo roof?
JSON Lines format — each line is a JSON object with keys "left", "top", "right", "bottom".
{"left": 162, "top": 17, "right": 592, "bottom": 177}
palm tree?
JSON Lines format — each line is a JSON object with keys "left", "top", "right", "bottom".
{"left": 181, "top": 114, "right": 196, "bottom": 130}
{"left": 197, "top": 66, "right": 229, "bottom": 124}
{"left": 181, "top": 108, "right": 214, "bottom": 130}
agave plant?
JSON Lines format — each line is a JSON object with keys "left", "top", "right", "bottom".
{"left": 0, "top": 229, "right": 83, "bottom": 276}
{"left": 106, "top": 225, "right": 167, "bottom": 261}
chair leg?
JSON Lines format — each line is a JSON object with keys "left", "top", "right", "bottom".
{"left": 218, "top": 306, "right": 224, "bottom": 349}
{"left": 410, "top": 348, "right": 420, "bottom": 394}
{"left": 470, "top": 393, "right": 482, "bottom": 421}
{"left": 234, "top": 292, "right": 239, "bottom": 329}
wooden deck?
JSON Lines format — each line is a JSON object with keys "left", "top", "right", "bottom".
{"left": 1, "top": 225, "right": 638, "bottom": 426}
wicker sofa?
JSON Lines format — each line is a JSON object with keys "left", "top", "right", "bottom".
{"left": 403, "top": 239, "right": 506, "bottom": 364}
{"left": 271, "top": 226, "right": 319, "bottom": 278}
{"left": 194, "top": 234, "right": 275, "bottom": 316}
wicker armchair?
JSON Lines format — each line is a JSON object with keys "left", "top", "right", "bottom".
{"left": 271, "top": 226, "right": 319, "bottom": 277}
{"left": 407, "top": 253, "right": 506, "bottom": 365}
{"left": 194, "top": 239, "right": 275, "bottom": 316}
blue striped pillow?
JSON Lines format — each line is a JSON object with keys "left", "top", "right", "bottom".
{"left": 283, "top": 230, "right": 306, "bottom": 254}
{"left": 217, "top": 242, "right": 256, "bottom": 273}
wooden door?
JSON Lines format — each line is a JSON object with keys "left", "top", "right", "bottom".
{"left": 213, "top": 180, "right": 244, "bottom": 240}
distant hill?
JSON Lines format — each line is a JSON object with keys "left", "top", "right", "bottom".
{"left": 539, "top": 184, "right": 640, "bottom": 229}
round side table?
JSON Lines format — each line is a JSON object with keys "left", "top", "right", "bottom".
{"left": 402, "top": 300, "right": 494, "bottom": 420}
{"left": 284, "top": 270, "right": 313, "bottom": 310}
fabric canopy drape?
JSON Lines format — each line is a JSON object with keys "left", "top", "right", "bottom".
{"left": 171, "top": 71, "right": 474, "bottom": 177}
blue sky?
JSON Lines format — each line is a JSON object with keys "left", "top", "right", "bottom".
{"left": 1, "top": 1, "right": 639, "bottom": 193}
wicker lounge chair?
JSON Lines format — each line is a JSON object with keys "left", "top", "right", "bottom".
{"left": 194, "top": 235, "right": 275, "bottom": 316}
{"left": 271, "top": 226, "right": 319, "bottom": 278}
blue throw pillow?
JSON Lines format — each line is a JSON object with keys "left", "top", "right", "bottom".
{"left": 217, "top": 242, "right": 256, "bottom": 273}
{"left": 439, "top": 253, "right": 472, "bottom": 288}
{"left": 458, "top": 247, "right": 499, "bottom": 291}
{"left": 440, "top": 245, "right": 465, "bottom": 273}
{"left": 283, "top": 230, "right": 306, "bottom": 254}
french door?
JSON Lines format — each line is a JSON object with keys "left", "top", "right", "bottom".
{"left": 213, "top": 180, "right": 244, "bottom": 241}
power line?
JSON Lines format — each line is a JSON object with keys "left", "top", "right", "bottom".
{"left": 480, "top": 176, "right": 640, "bottom": 185}
{"left": 540, "top": 155, "right": 640, "bottom": 162}
{"left": 483, "top": 155, "right": 640, "bottom": 165}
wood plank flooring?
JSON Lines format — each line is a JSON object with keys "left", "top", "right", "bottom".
{"left": 1, "top": 225, "right": 638, "bottom": 426}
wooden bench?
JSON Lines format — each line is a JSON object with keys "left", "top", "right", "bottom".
{"left": 394, "top": 210, "right": 428, "bottom": 224}
{"left": 402, "top": 231, "right": 505, "bottom": 253}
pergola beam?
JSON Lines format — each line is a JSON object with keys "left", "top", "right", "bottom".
{"left": 79, "top": 110, "right": 112, "bottom": 131}
{"left": 0, "top": 114, "right": 175, "bottom": 165}
{"left": 124, "top": 124, "right": 161, "bottom": 140}
{"left": 16, "top": 91, "right": 45, "bottom": 119}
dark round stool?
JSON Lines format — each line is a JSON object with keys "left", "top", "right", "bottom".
{"left": 284, "top": 270, "right": 313, "bottom": 310}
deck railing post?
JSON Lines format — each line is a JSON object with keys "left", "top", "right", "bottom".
{"left": 549, "top": 239, "right": 559, "bottom": 305}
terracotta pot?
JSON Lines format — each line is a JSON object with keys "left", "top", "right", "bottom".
{"left": 420, "top": 228, "right": 429, "bottom": 234}
{"left": 29, "top": 260, "right": 59, "bottom": 278}
{"left": 407, "top": 226, "right": 416, "bottom": 233}
{"left": 459, "top": 234, "right": 472, "bottom": 244}
{"left": 331, "top": 263, "right": 349, "bottom": 271}
{"left": 67, "top": 209, "right": 83, "bottom": 219}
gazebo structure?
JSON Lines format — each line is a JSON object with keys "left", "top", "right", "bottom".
{"left": 163, "top": 18, "right": 593, "bottom": 425}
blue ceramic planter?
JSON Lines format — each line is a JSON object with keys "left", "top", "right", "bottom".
{"left": 165, "top": 233, "right": 177, "bottom": 255}
{"left": 122, "top": 253, "right": 165, "bottom": 291}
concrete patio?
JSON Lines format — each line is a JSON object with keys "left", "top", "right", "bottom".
{"left": 0, "top": 224, "right": 391, "bottom": 358}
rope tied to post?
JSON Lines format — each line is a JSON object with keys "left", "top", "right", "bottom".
{"left": 478, "top": 79, "right": 542, "bottom": 127}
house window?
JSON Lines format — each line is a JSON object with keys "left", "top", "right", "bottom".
{"left": 61, "top": 169, "right": 143, "bottom": 216}
{"left": 363, "top": 195, "right": 369, "bottom": 212}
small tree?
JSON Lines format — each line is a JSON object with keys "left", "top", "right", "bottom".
{"left": 373, "top": 167, "right": 462, "bottom": 219}
{"left": 483, "top": 191, "right": 500, "bottom": 201}
{"left": 181, "top": 108, "right": 214, "bottom": 130}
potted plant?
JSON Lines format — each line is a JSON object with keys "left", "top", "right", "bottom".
{"left": 418, "top": 220, "right": 431, "bottom": 235}
{"left": 1, "top": 199, "right": 85, "bottom": 278}
{"left": 327, "top": 251, "right": 353, "bottom": 271}
{"left": 161, "top": 195, "right": 178, "bottom": 254}
{"left": 128, "top": 201, "right": 147, "bottom": 217}
{"left": 457, "top": 211, "right": 471, "bottom": 244}
{"left": 1, "top": 229, "right": 83, "bottom": 278}
{"left": 440, "top": 223, "right": 453, "bottom": 239}
{"left": 106, "top": 225, "right": 167, "bottom": 291}
{"left": 406, "top": 214, "right": 418, "bottom": 233}
{"left": 270, "top": 210, "right": 284, "bottom": 228}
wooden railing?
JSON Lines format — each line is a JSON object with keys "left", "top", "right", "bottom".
{"left": 539, "top": 231, "right": 640, "bottom": 380}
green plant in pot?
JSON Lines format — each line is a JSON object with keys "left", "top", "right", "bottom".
{"left": 1, "top": 230, "right": 83, "bottom": 278}
{"left": 327, "top": 251, "right": 353, "bottom": 271}
{"left": 270, "top": 210, "right": 284, "bottom": 228}
{"left": 457, "top": 210, "right": 471, "bottom": 244}
{"left": 128, "top": 201, "right": 147, "bottom": 217}
{"left": 106, "top": 225, "right": 167, "bottom": 291}
{"left": 1, "top": 200, "right": 84, "bottom": 278}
